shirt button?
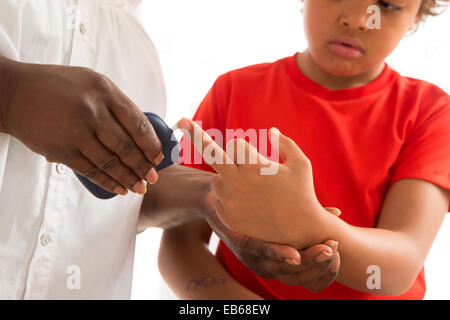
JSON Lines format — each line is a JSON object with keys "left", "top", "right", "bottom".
{"left": 56, "top": 163, "right": 67, "bottom": 175}
{"left": 79, "top": 23, "right": 87, "bottom": 35}
{"left": 40, "top": 234, "right": 52, "bottom": 247}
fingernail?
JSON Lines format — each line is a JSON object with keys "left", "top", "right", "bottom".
{"left": 285, "top": 258, "right": 300, "bottom": 266}
{"left": 132, "top": 180, "right": 147, "bottom": 194}
{"left": 154, "top": 153, "right": 164, "bottom": 166}
{"left": 113, "top": 185, "right": 128, "bottom": 196}
{"left": 177, "top": 118, "right": 192, "bottom": 131}
{"left": 270, "top": 127, "right": 280, "bottom": 137}
{"left": 145, "top": 168, "right": 158, "bottom": 184}
{"left": 315, "top": 250, "right": 333, "bottom": 263}
{"left": 329, "top": 241, "right": 339, "bottom": 252}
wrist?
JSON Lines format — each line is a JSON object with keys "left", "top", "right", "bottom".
{"left": 286, "top": 203, "right": 348, "bottom": 249}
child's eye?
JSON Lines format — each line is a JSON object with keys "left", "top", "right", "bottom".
{"left": 377, "top": 0, "right": 402, "bottom": 10}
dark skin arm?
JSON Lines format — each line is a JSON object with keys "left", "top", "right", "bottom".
{"left": 140, "top": 164, "right": 341, "bottom": 292}
{"left": 0, "top": 55, "right": 162, "bottom": 196}
{"left": 0, "top": 55, "right": 341, "bottom": 292}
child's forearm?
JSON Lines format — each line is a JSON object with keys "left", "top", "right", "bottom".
{"left": 158, "top": 224, "right": 263, "bottom": 300}
{"left": 305, "top": 211, "right": 423, "bottom": 296}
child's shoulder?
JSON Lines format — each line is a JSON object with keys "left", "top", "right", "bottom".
{"left": 214, "top": 56, "right": 289, "bottom": 88}
{"left": 395, "top": 70, "right": 449, "bottom": 101}
{"left": 391, "top": 69, "right": 450, "bottom": 126}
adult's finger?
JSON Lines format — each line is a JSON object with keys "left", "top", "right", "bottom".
{"left": 303, "top": 252, "right": 340, "bottom": 293}
{"left": 79, "top": 135, "right": 147, "bottom": 194}
{"left": 95, "top": 109, "right": 158, "bottom": 191}
{"left": 70, "top": 151, "right": 128, "bottom": 196}
{"left": 108, "top": 94, "right": 163, "bottom": 171}
{"left": 177, "top": 118, "right": 237, "bottom": 178}
{"left": 298, "top": 243, "right": 334, "bottom": 268}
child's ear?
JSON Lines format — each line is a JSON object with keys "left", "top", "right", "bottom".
{"left": 408, "top": 15, "right": 421, "bottom": 32}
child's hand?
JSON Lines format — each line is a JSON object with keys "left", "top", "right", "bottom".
{"left": 202, "top": 189, "right": 341, "bottom": 292}
{"left": 178, "top": 118, "right": 331, "bottom": 247}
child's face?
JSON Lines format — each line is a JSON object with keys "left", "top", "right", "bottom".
{"left": 302, "top": 0, "right": 422, "bottom": 76}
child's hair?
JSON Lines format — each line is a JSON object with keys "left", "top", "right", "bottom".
{"left": 418, "top": 0, "right": 449, "bottom": 21}
{"left": 408, "top": 0, "right": 449, "bottom": 33}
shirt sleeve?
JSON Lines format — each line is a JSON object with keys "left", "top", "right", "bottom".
{"left": 0, "top": 1, "right": 20, "bottom": 193}
{"left": 179, "top": 73, "right": 231, "bottom": 174}
{"left": 389, "top": 93, "right": 450, "bottom": 213}
{"left": 0, "top": 0, "right": 21, "bottom": 60}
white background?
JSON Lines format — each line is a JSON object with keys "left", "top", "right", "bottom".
{"left": 131, "top": 0, "right": 450, "bottom": 299}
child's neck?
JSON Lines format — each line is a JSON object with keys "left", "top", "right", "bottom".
{"left": 297, "top": 50, "right": 385, "bottom": 90}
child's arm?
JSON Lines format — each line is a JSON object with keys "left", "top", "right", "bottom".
{"left": 319, "top": 178, "right": 449, "bottom": 296}
{"left": 158, "top": 221, "right": 263, "bottom": 300}
{"left": 178, "top": 118, "right": 450, "bottom": 296}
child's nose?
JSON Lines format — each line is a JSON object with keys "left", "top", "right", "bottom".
{"left": 339, "top": 9, "right": 369, "bottom": 32}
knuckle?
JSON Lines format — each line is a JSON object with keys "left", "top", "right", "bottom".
{"left": 78, "top": 97, "right": 100, "bottom": 120}
{"left": 45, "top": 153, "right": 57, "bottom": 163}
{"left": 44, "top": 149, "right": 64, "bottom": 163}
{"left": 117, "top": 140, "right": 136, "bottom": 156}
{"left": 135, "top": 115, "right": 152, "bottom": 136}
{"left": 127, "top": 176, "right": 141, "bottom": 188}
{"left": 303, "top": 157, "right": 312, "bottom": 167}
{"left": 104, "top": 180, "right": 120, "bottom": 192}
{"left": 84, "top": 167, "right": 102, "bottom": 180}
{"left": 99, "top": 156, "right": 121, "bottom": 171}
{"left": 93, "top": 73, "right": 113, "bottom": 92}
{"left": 135, "top": 159, "right": 152, "bottom": 175}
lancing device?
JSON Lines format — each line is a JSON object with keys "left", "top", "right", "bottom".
{"left": 74, "top": 112, "right": 180, "bottom": 200}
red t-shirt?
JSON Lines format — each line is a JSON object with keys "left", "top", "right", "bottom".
{"left": 179, "top": 53, "right": 450, "bottom": 300}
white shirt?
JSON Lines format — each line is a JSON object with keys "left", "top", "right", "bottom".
{"left": 0, "top": 0, "right": 166, "bottom": 299}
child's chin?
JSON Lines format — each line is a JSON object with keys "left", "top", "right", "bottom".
{"left": 320, "top": 59, "right": 366, "bottom": 78}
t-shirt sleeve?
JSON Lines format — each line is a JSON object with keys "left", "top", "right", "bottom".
{"left": 179, "top": 73, "right": 231, "bottom": 174}
{"left": 389, "top": 93, "right": 450, "bottom": 213}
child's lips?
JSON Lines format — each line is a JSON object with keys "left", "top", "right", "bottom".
{"left": 328, "top": 36, "right": 365, "bottom": 59}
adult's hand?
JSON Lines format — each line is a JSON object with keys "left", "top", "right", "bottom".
{"left": 0, "top": 56, "right": 163, "bottom": 195}
{"left": 203, "top": 190, "right": 341, "bottom": 292}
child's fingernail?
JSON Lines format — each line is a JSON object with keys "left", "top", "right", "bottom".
{"left": 285, "top": 258, "right": 300, "bottom": 266}
{"left": 177, "top": 118, "right": 192, "bottom": 131}
{"left": 315, "top": 250, "right": 333, "bottom": 263}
